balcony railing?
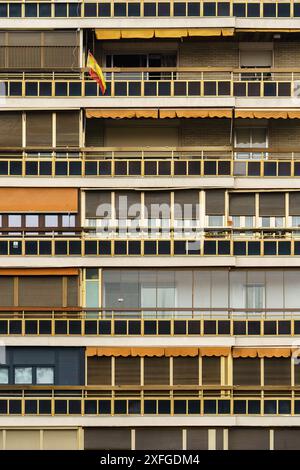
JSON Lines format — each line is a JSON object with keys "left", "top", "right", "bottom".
{"left": 0, "top": 1, "right": 298, "bottom": 20}
{"left": 1, "top": 307, "right": 300, "bottom": 336}
{"left": 1, "top": 148, "right": 300, "bottom": 177}
{"left": 1, "top": 69, "right": 299, "bottom": 98}
{"left": 0, "top": 385, "right": 299, "bottom": 416}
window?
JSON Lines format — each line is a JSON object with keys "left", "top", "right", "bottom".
{"left": 292, "top": 216, "right": 300, "bottom": 227}
{"left": 208, "top": 215, "right": 223, "bottom": 227}
{"left": 14, "top": 367, "right": 33, "bottom": 384}
{"left": 261, "top": 217, "right": 270, "bottom": 228}
{"left": 25, "top": 215, "right": 39, "bottom": 227}
{"left": 62, "top": 214, "right": 76, "bottom": 227}
{"left": 36, "top": 367, "right": 54, "bottom": 384}
{"left": 239, "top": 50, "right": 273, "bottom": 68}
{"left": 235, "top": 128, "right": 268, "bottom": 159}
{"left": 45, "top": 215, "right": 58, "bottom": 227}
{"left": 8, "top": 214, "right": 21, "bottom": 227}
{"left": 0, "top": 367, "right": 8, "bottom": 384}
{"left": 245, "top": 284, "right": 265, "bottom": 309}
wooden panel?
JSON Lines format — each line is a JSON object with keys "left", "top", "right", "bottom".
{"left": 0, "top": 188, "right": 78, "bottom": 212}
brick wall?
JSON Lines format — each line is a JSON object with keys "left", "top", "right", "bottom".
{"left": 269, "top": 120, "right": 300, "bottom": 149}
{"left": 178, "top": 41, "right": 239, "bottom": 67}
{"left": 180, "top": 119, "right": 231, "bottom": 146}
{"left": 274, "top": 42, "right": 300, "bottom": 67}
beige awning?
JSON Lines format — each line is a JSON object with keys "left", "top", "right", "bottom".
{"left": 86, "top": 109, "right": 159, "bottom": 119}
{"left": 160, "top": 109, "right": 232, "bottom": 119}
{"left": 236, "top": 110, "right": 300, "bottom": 119}
{"left": 0, "top": 188, "right": 78, "bottom": 212}
{"left": 95, "top": 28, "right": 235, "bottom": 40}
{"left": 86, "top": 347, "right": 230, "bottom": 357}
{"left": 0, "top": 268, "right": 79, "bottom": 276}
{"left": 232, "top": 348, "right": 292, "bottom": 358}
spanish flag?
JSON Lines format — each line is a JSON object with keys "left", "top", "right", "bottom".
{"left": 86, "top": 51, "right": 106, "bottom": 95}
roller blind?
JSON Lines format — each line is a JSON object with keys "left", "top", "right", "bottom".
{"left": 0, "top": 112, "right": 22, "bottom": 147}
{"left": 44, "top": 31, "right": 79, "bottom": 68}
{"left": 289, "top": 193, "right": 300, "bottom": 216}
{"left": 56, "top": 112, "right": 79, "bottom": 147}
{"left": 18, "top": 276, "right": 63, "bottom": 307}
{"left": 85, "top": 191, "right": 112, "bottom": 218}
{"left": 135, "top": 428, "right": 182, "bottom": 450}
{"left": 233, "top": 358, "right": 260, "bottom": 385}
{"left": 202, "top": 357, "right": 220, "bottom": 384}
{"left": 259, "top": 193, "right": 285, "bottom": 216}
{"left": 5, "top": 430, "right": 40, "bottom": 450}
{"left": 66, "top": 276, "right": 78, "bottom": 307}
{"left": 264, "top": 358, "right": 291, "bottom": 385}
{"left": 187, "top": 428, "right": 208, "bottom": 450}
{"left": 144, "top": 191, "right": 171, "bottom": 219}
{"left": 115, "top": 357, "right": 140, "bottom": 385}
{"left": 205, "top": 190, "right": 225, "bottom": 215}
{"left": 0, "top": 276, "right": 14, "bottom": 307}
{"left": 229, "top": 428, "right": 270, "bottom": 450}
{"left": 87, "top": 357, "right": 111, "bottom": 385}
{"left": 85, "top": 119, "right": 104, "bottom": 147}
{"left": 174, "top": 190, "right": 199, "bottom": 219}
{"left": 0, "top": 188, "right": 78, "bottom": 212}
{"left": 43, "top": 430, "right": 78, "bottom": 450}
{"left": 26, "top": 112, "right": 52, "bottom": 147}
{"left": 229, "top": 193, "right": 256, "bottom": 216}
{"left": 240, "top": 50, "right": 272, "bottom": 67}
{"left": 173, "top": 357, "right": 199, "bottom": 385}
{"left": 144, "top": 357, "right": 169, "bottom": 385}
{"left": 7, "top": 32, "right": 41, "bottom": 68}
{"left": 115, "top": 191, "right": 141, "bottom": 219}
{"left": 274, "top": 429, "right": 300, "bottom": 450}
{"left": 84, "top": 428, "right": 131, "bottom": 450}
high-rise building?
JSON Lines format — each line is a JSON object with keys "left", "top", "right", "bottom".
{"left": 1, "top": 0, "right": 300, "bottom": 451}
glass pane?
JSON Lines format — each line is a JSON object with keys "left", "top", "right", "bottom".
{"left": 36, "top": 367, "right": 54, "bottom": 384}
{"left": 0, "top": 368, "right": 8, "bottom": 384}
{"left": 235, "top": 128, "right": 251, "bottom": 147}
{"left": 25, "top": 215, "right": 39, "bottom": 227}
{"left": 62, "top": 214, "right": 76, "bottom": 227}
{"left": 252, "top": 128, "right": 267, "bottom": 147}
{"left": 86, "top": 281, "right": 99, "bottom": 308}
{"left": 245, "top": 285, "right": 264, "bottom": 309}
{"left": 8, "top": 215, "right": 21, "bottom": 227}
{"left": 14, "top": 367, "right": 32, "bottom": 384}
{"left": 45, "top": 215, "right": 58, "bottom": 227}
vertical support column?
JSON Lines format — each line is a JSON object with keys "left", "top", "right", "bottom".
{"left": 208, "top": 429, "right": 216, "bottom": 450}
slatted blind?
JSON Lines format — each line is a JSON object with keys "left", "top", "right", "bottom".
{"left": 26, "top": 112, "right": 52, "bottom": 147}
{"left": 135, "top": 428, "right": 182, "bottom": 450}
{"left": 186, "top": 428, "right": 208, "bottom": 450}
{"left": 85, "top": 191, "right": 112, "bottom": 218}
{"left": 0, "top": 113, "right": 22, "bottom": 147}
{"left": 229, "top": 193, "right": 256, "bottom": 216}
{"left": 18, "top": 276, "right": 63, "bottom": 307}
{"left": 0, "top": 276, "right": 14, "bottom": 307}
{"left": 229, "top": 428, "right": 270, "bottom": 450}
{"left": 264, "top": 358, "right": 291, "bottom": 385}
{"left": 144, "top": 191, "right": 171, "bottom": 219}
{"left": 85, "top": 119, "right": 104, "bottom": 147}
{"left": 274, "top": 429, "right": 300, "bottom": 450}
{"left": 173, "top": 357, "right": 199, "bottom": 385}
{"left": 8, "top": 32, "right": 41, "bottom": 68}
{"left": 202, "top": 357, "right": 221, "bottom": 384}
{"left": 44, "top": 31, "right": 79, "bottom": 68}
{"left": 84, "top": 428, "right": 131, "bottom": 450}
{"left": 56, "top": 112, "right": 79, "bottom": 147}
{"left": 115, "top": 357, "right": 140, "bottom": 385}
{"left": 205, "top": 190, "right": 225, "bottom": 215}
{"left": 289, "top": 192, "right": 300, "bottom": 216}
{"left": 259, "top": 193, "right": 285, "bottom": 216}
{"left": 66, "top": 276, "right": 78, "bottom": 307}
{"left": 87, "top": 357, "right": 111, "bottom": 385}
{"left": 144, "top": 357, "right": 170, "bottom": 385}
{"left": 115, "top": 191, "right": 141, "bottom": 219}
{"left": 233, "top": 358, "right": 261, "bottom": 385}
{"left": 174, "top": 190, "right": 199, "bottom": 219}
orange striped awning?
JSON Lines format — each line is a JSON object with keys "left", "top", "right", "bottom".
{"left": 86, "top": 109, "right": 158, "bottom": 119}
{"left": 236, "top": 110, "right": 300, "bottom": 119}
{"left": 86, "top": 347, "right": 230, "bottom": 357}
{"left": 95, "top": 28, "right": 234, "bottom": 40}
{"left": 232, "top": 348, "right": 292, "bottom": 358}
{"left": 160, "top": 109, "right": 233, "bottom": 119}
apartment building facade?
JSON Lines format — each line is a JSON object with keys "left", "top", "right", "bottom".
{"left": 0, "top": 0, "right": 300, "bottom": 451}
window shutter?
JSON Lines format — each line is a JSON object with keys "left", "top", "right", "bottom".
{"left": 135, "top": 428, "right": 182, "bottom": 450}
{"left": 233, "top": 358, "right": 260, "bottom": 385}
{"left": 44, "top": 31, "right": 79, "bottom": 68}
{"left": 26, "top": 112, "right": 52, "bottom": 147}
{"left": 85, "top": 119, "right": 104, "bottom": 147}
{"left": 0, "top": 277, "right": 14, "bottom": 306}
{"left": 144, "top": 191, "right": 170, "bottom": 219}
{"left": 289, "top": 193, "right": 300, "bottom": 216}
{"left": 202, "top": 357, "right": 220, "bottom": 384}
{"left": 56, "top": 112, "right": 79, "bottom": 147}
{"left": 240, "top": 50, "right": 272, "bottom": 67}
{"left": 205, "top": 190, "right": 225, "bottom": 215}
{"left": 85, "top": 191, "right": 112, "bottom": 218}
{"left": 0, "top": 112, "right": 22, "bottom": 147}
{"left": 229, "top": 428, "right": 270, "bottom": 450}
{"left": 85, "top": 428, "right": 131, "bottom": 450}
{"left": 115, "top": 357, "right": 140, "bottom": 385}
{"left": 174, "top": 190, "right": 199, "bottom": 219}
{"left": 187, "top": 428, "right": 208, "bottom": 450}
{"left": 66, "top": 276, "right": 78, "bottom": 307}
{"left": 87, "top": 357, "right": 111, "bottom": 385}
{"left": 115, "top": 191, "right": 141, "bottom": 219}
{"left": 7, "top": 32, "right": 41, "bottom": 68}
{"left": 274, "top": 429, "right": 300, "bottom": 450}
{"left": 264, "top": 358, "right": 291, "bottom": 385}
{"left": 144, "top": 357, "right": 169, "bottom": 385}
{"left": 259, "top": 193, "right": 285, "bottom": 216}
{"left": 18, "top": 276, "right": 63, "bottom": 307}
{"left": 173, "top": 357, "right": 199, "bottom": 385}
{"left": 229, "top": 193, "right": 255, "bottom": 216}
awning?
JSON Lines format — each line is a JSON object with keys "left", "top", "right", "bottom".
{"left": 236, "top": 110, "right": 300, "bottom": 119}
{"left": 95, "top": 28, "right": 235, "bottom": 40}
{"left": 0, "top": 188, "right": 78, "bottom": 212}
{"left": 0, "top": 268, "right": 79, "bottom": 276}
{"left": 86, "top": 347, "right": 230, "bottom": 357}
{"left": 160, "top": 109, "right": 233, "bottom": 119}
{"left": 86, "top": 109, "right": 159, "bottom": 119}
{"left": 232, "top": 348, "right": 291, "bottom": 358}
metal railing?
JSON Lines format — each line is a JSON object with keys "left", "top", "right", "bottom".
{"left": 0, "top": 68, "right": 299, "bottom": 98}
{"left": 0, "top": 1, "right": 297, "bottom": 20}
{"left": 0, "top": 307, "right": 300, "bottom": 336}
{"left": 0, "top": 385, "right": 299, "bottom": 416}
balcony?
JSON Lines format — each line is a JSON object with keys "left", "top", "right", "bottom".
{"left": 0, "top": 385, "right": 298, "bottom": 417}
{"left": 1, "top": 307, "right": 300, "bottom": 336}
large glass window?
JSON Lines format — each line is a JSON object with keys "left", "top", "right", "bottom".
{"left": 14, "top": 367, "right": 33, "bottom": 384}
{"left": 235, "top": 127, "right": 268, "bottom": 159}
{"left": 245, "top": 284, "right": 265, "bottom": 309}
{"left": 8, "top": 214, "right": 21, "bottom": 227}
{"left": 0, "top": 367, "right": 8, "bottom": 384}
{"left": 36, "top": 367, "right": 54, "bottom": 384}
